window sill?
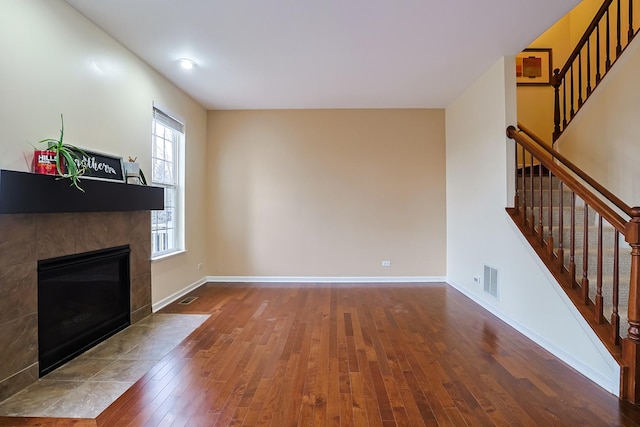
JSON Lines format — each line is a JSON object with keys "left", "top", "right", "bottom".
{"left": 152, "top": 249, "right": 187, "bottom": 263}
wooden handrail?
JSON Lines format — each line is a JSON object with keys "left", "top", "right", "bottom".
{"left": 556, "top": 0, "right": 613, "bottom": 79}
{"left": 517, "top": 122, "right": 633, "bottom": 216}
{"left": 552, "top": 0, "right": 638, "bottom": 140}
{"left": 507, "top": 125, "right": 627, "bottom": 233}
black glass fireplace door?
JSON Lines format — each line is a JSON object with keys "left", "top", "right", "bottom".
{"left": 38, "top": 245, "right": 131, "bottom": 376}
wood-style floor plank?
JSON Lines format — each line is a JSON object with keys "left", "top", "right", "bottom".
{"left": 3, "top": 283, "right": 640, "bottom": 426}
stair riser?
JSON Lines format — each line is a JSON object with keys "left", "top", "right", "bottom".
{"left": 590, "top": 284, "right": 629, "bottom": 305}
{"left": 517, "top": 175, "right": 560, "bottom": 190}
{"left": 526, "top": 206, "right": 596, "bottom": 227}
{"left": 521, "top": 189, "right": 575, "bottom": 206}
{"left": 561, "top": 250, "right": 631, "bottom": 278}
{"left": 551, "top": 226, "right": 625, "bottom": 249}
{"left": 603, "top": 307, "right": 629, "bottom": 339}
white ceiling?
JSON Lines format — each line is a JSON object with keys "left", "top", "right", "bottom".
{"left": 65, "top": 0, "right": 578, "bottom": 110}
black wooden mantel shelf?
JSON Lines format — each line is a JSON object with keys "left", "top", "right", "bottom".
{"left": 0, "top": 169, "right": 164, "bottom": 214}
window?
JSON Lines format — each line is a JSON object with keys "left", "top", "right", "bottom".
{"left": 151, "top": 106, "right": 184, "bottom": 257}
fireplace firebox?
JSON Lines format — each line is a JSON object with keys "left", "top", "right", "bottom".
{"left": 37, "top": 245, "right": 131, "bottom": 376}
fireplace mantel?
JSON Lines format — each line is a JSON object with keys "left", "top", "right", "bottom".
{"left": 0, "top": 169, "right": 163, "bottom": 214}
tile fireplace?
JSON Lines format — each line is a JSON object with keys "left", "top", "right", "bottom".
{"left": 0, "top": 169, "right": 163, "bottom": 402}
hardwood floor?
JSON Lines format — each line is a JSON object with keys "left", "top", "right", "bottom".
{"left": 3, "top": 282, "right": 640, "bottom": 426}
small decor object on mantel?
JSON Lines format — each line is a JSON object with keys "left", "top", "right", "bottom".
{"left": 124, "top": 156, "right": 148, "bottom": 185}
{"left": 33, "top": 150, "right": 58, "bottom": 175}
{"left": 123, "top": 157, "right": 141, "bottom": 184}
{"left": 35, "top": 114, "right": 87, "bottom": 191}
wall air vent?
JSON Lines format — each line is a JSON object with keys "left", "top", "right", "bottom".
{"left": 483, "top": 265, "right": 498, "bottom": 298}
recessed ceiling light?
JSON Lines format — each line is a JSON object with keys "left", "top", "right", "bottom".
{"left": 178, "top": 58, "right": 197, "bottom": 70}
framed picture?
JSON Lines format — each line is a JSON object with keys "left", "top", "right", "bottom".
{"left": 516, "top": 48, "right": 552, "bottom": 86}
{"left": 71, "top": 148, "right": 125, "bottom": 182}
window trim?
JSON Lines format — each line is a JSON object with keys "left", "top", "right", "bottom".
{"left": 151, "top": 104, "right": 185, "bottom": 259}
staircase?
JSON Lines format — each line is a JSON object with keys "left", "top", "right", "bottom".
{"left": 508, "top": 0, "right": 640, "bottom": 402}
{"left": 506, "top": 124, "right": 640, "bottom": 403}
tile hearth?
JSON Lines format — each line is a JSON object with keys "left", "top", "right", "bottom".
{"left": 0, "top": 313, "right": 209, "bottom": 419}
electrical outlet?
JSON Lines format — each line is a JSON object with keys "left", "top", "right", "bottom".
{"left": 381, "top": 260, "right": 391, "bottom": 267}
{"left": 197, "top": 263, "right": 203, "bottom": 271}
{"left": 473, "top": 275, "right": 481, "bottom": 283}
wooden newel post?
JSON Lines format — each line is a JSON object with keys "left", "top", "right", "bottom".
{"left": 622, "top": 207, "right": 640, "bottom": 402}
{"left": 552, "top": 69, "right": 561, "bottom": 142}
{"left": 506, "top": 126, "right": 519, "bottom": 210}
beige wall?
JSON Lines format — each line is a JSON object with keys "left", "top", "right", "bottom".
{"left": 446, "top": 57, "right": 619, "bottom": 394}
{"left": 206, "top": 109, "right": 446, "bottom": 278}
{"left": 516, "top": 15, "right": 571, "bottom": 143}
{"left": 0, "top": 0, "right": 209, "bottom": 305}
{"left": 516, "top": 0, "right": 602, "bottom": 143}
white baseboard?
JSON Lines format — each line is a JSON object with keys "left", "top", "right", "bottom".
{"left": 151, "top": 276, "right": 442, "bottom": 312}
{"left": 152, "top": 276, "right": 208, "bottom": 312}
{"left": 206, "top": 276, "right": 446, "bottom": 284}
{"left": 446, "top": 278, "right": 619, "bottom": 396}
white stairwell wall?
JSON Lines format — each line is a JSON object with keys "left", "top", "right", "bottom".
{"left": 445, "top": 57, "right": 620, "bottom": 395}
{"left": 555, "top": 27, "right": 640, "bottom": 206}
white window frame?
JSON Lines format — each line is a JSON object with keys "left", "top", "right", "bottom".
{"left": 151, "top": 105, "right": 185, "bottom": 258}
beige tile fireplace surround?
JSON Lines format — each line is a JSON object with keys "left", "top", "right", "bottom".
{"left": 0, "top": 211, "right": 153, "bottom": 402}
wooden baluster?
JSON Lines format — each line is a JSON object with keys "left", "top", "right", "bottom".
{"left": 596, "top": 23, "right": 602, "bottom": 84}
{"left": 547, "top": 169, "right": 554, "bottom": 258}
{"left": 578, "top": 51, "right": 584, "bottom": 107}
{"left": 558, "top": 181, "right": 565, "bottom": 269}
{"left": 529, "top": 152, "right": 535, "bottom": 231}
{"left": 613, "top": 231, "right": 620, "bottom": 345}
{"left": 582, "top": 204, "right": 590, "bottom": 304}
{"left": 570, "top": 66, "right": 576, "bottom": 118}
{"left": 586, "top": 39, "right": 592, "bottom": 96}
{"left": 562, "top": 77, "right": 567, "bottom": 129}
{"left": 622, "top": 207, "right": 640, "bottom": 403}
{"left": 514, "top": 142, "right": 519, "bottom": 211}
{"left": 617, "top": 0, "right": 622, "bottom": 57}
{"left": 538, "top": 164, "right": 544, "bottom": 241}
{"left": 629, "top": 0, "right": 635, "bottom": 42}
{"left": 553, "top": 69, "right": 561, "bottom": 141}
{"left": 595, "top": 216, "right": 604, "bottom": 323}
{"left": 606, "top": 8, "right": 612, "bottom": 70}
{"left": 570, "top": 191, "right": 577, "bottom": 287}
{"left": 520, "top": 145, "right": 527, "bottom": 223}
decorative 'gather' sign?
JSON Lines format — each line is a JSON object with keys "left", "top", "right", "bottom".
{"left": 72, "top": 149, "right": 124, "bottom": 182}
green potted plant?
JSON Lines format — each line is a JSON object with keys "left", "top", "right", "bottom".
{"left": 35, "top": 114, "right": 87, "bottom": 191}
